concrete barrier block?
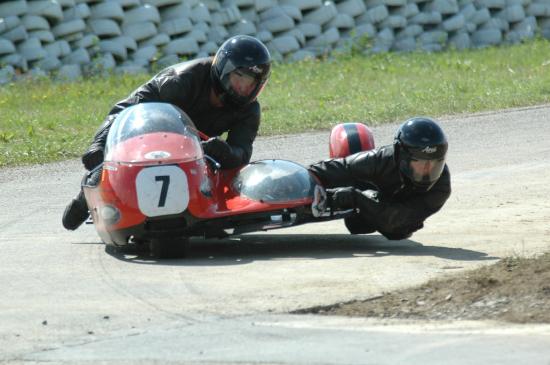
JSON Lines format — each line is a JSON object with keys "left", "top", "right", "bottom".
{"left": 57, "top": 0, "right": 76, "bottom": 7}
{"left": 188, "top": 29, "right": 207, "bottom": 43}
{"left": 279, "top": 28, "right": 306, "bottom": 45}
{"left": 0, "top": 1, "right": 28, "bottom": 18}
{"left": 442, "top": 13, "right": 465, "bottom": 31}
{"left": 90, "top": 2, "right": 125, "bottom": 21}
{"left": 471, "top": 8, "right": 491, "bottom": 24}
{"left": 0, "top": 65, "right": 16, "bottom": 84}
{"left": 396, "top": 23, "right": 423, "bottom": 38}
{"left": 526, "top": 2, "right": 550, "bottom": 16}
{"left": 18, "top": 38, "right": 47, "bottom": 62}
{"left": 327, "top": 13, "right": 355, "bottom": 29}
{"left": 466, "top": 22, "right": 477, "bottom": 32}
{"left": 1, "top": 53, "right": 27, "bottom": 70}
{"left": 392, "top": 37, "right": 416, "bottom": 51}
{"left": 449, "top": 31, "right": 471, "bottom": 49}
{"left": 146, "top": 0, "right": 183, "bottom": 7}
{"left": 73, "top": 34, "right": 99, "bottom": 49}
{"left": 163, "top": 36, "right": 200, "bottom": 55}
{"left": 288, "top": 49, "right": 316, "bottom": 61}
{"left": 371, "top": 28, "right": 394, "bottom": 53}
{"left": 460, "top": 3, "right": 477, "bottom": 20}
{"left": 28, "top": 30, "right": 55, "bottom": 43}
{"left": 207, "top": 25, "right": 229, "bottom": 43}
{"left": 44, "top": 40, "right": 71, "bottom": 58}
{"left": 380, "top": 15, "right": 407, "bottom": 28}
{"left": 21, "top": 15, "right": 50, "bottom": 31}
{"left": 475, "top": 0, "right": 506, "bottom": 8}
{"left": 472, "top": 27, "right": 502, "bottom": 46}
{"left": 357, "top": 5, "right": 389, "bottom": 24}
{"left": 303, "top": 1, "right": 338, "bottom": 25}
{"left": 123, "top": 4, "right": 161, "bottom": 25}
{"left": 87, "top": 19, "right": 122, "bottom": 37}
{"left": 0, "top": 16, "right": 21, "bottom": 33}
{"left": 62, "top": 47, "right": 91, "bottom": 65}
{"left": 34, "top": 55, "right": 62, "bottom": 71}
{"left": 271, "top": 34, "right": 301, "bottom": 54}
{"left": 190, "top": 3, "right": 211, "bottom": 23}
{"left": 63, "top": 3, "right": 91, "bottom": 21}
{"left": 336, "top": 0, "right": 366, "bottom": 17}
{"left": 122, "top": 21, "right": 157, "bottom": 42}
{"left": 424, "top": 0, "right": 459, "bottom": 14}
{"left": 211, "top": 5, "right": 241, "bottom": 25}
{"left": 27, "top": 0, "right": 63, "bottom": 22}
{"left": 393, "top": 3, "right": 420, "bottom": 18}
{"left": 481, "top": 17, "right": 510, "bottom": 31}
{"left": 2, "top": 25, "right": 28, "bottom": 43}
{"left": 113, "top": 35, "right": 138, "bottom": 52}
{"left": 133, "top": 44, "right": 157, "bottom": 60}
{"left": 418, "top": 30, "right": 448, "bottom": 44}
{"left": 0, "top": 39, "right": 16, "bottom": 55}
{"left": 297, "top": 22, "right": 321, "bottom": 38}
{"left": 52, "top": 19, "right": 86, "bottom": 37}
{"left": 260, "top": 14, "right": 295, "bottom": 33}
{"left": 354, "top": 23, "right": 377, "bottom": 38}
{"left": 56, "top": 64, "right": 83, "bottom": 81}
{"left": 410, "top": 11, "right": 443, "bottom": 24}
{"left": 99, "top": 40, "right": 127, "bottom": 61}
{"left": 228, "top": 19, "right": 257, "bottom": 35}
{"left": 154, "top": 54, "right": 180, "bottom": 69}
{"left": 139, "top": 33, "right": 171, "bottom": 47}
{"left": 496, "top": 4, "right": 525, "bottom": 22}
{"left": 279, "top": 0, "right": 322, "bottom": 11}
{"left": 200, "top": 41, "right": 218, "bottom": 54}
{"left": 158, "top": 17, "right": 193, "bottom": 36}
{"left": 256, "top": 29, "right": 273, "bottom": 42}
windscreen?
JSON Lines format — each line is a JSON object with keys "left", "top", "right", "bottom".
{"left": 105, "top": 102, "right": 200, "bottom": 159}
{"left": 233, "top": 160, "right": 316, "bottom": 203}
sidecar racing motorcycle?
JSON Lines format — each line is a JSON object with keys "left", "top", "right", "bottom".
{"left": 82, "top": 102, "right": 375, "bottom": 257}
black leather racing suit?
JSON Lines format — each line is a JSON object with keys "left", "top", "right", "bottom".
{"left": 308, "top": 145, "right": 451, "bottom": 240}
{"left": 82, "top": 57, "right": 261, "bottom": 170}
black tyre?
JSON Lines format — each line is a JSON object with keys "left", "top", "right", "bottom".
{"left": 344, "top": 214, "right": 376, "bottom": 235}
{"left": 149, "top": 238, "right": 189, "bottom": 259}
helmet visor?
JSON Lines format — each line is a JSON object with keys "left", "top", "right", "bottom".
{"left": 219, "top": 60, "right": 270, "bottom": 105}
{"left": 403, "top": 158, "right": 445, "bottom": 185}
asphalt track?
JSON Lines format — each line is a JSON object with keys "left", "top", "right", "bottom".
{"left": 1, "top": 105, "right": 550, "bottom": 364}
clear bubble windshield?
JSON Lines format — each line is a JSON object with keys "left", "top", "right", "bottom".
{"left": 233, "top": 160, "right": 316, "bottom": 203}
{"left": 105, "top": 102, "right": 200, "bottom": 157}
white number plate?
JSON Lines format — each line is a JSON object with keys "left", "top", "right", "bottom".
{"left": 135, "top": 165, "right": 189, "bottom": 217}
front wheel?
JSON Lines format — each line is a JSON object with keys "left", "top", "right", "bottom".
{"left": 344, "top": 214, "right": 376, "bottom": 235}
{"left": 149, "top": 238, "right": 189, "bottom": 259}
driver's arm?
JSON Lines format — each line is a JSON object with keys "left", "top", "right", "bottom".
{"left": 219, "top": 102, "right": 260, "bottom": 169}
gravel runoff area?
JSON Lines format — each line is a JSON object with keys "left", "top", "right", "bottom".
{"left": 294, "top": 253, "right": 550, "bottom": 323}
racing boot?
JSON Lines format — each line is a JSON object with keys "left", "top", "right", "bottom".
{"left": 62, "top": 190, "right": 89, "bottom": 230}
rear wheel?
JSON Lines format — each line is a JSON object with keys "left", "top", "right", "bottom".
{"left": 149, "top": 238, "right": 189, "bottom": 259}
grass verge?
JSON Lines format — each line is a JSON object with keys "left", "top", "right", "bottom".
{"left": 1, "top": 38, "right": 550, "bottom": 167}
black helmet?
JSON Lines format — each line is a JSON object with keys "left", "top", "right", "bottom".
{"left": 211, "top": 35, "right": 271, "bottom": 107}
{"left": 393, "top": 117, "right": 448, "bottom": 191}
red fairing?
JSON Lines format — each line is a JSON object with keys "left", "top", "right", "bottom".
{"left": 329, "top": 123, "right": 375, "bottom": 158}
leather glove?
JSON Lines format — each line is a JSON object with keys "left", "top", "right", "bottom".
{"left": 201, "top": 137, "right": 231, "bottom": 160}
{"left": 326, "top": 187, "right": 358, "bottom": 210}
{"left": 82, "top": 148, "right": 104, "bottom": 171}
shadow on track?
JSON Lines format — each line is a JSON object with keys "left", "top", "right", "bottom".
{"left": 104, "top": 233, "right": 497, "bottom": 266}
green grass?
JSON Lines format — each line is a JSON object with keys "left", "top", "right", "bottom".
{"left": 1, "top": 38, "right": 550, "bottom": 167}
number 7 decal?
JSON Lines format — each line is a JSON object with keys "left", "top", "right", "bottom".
{"left": 155, "top": 175, "right": 170, "bottom": 207}
{"left": 136, "top": 166, "right": 189, "bottom": 217}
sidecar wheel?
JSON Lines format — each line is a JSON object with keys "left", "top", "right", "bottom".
{"left": 149, "top": 238, "right": 189, "bottom": 259}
